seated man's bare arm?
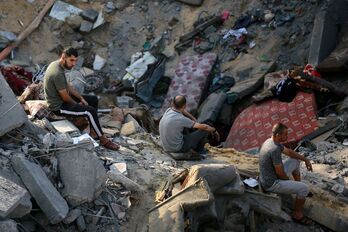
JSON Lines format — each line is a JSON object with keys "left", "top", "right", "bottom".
{"left": 274, "top": 164, "right": 289, "bottom": 180}
{"left": 283, "top": 147, "right": 312, "bottom": 171}
{"left": 58, "top": 89, "right": 76, "bottom": 104}
{"left": 182, "top": 110, "right": 197, "bottom": 121}
{"left": 193, "top": 122, "right": 215, "bottom": 132}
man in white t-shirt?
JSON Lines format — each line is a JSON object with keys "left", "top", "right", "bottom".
{"left": 159, "top": 95, "right": 219, "bottom": 153}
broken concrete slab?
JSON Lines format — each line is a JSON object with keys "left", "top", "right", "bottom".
{"left": 49, "top": 0, "right": 82, "bottom": 21}
{"left": 11, "top": 154, "right": 69, "bottom": 224}
{"left": 308, "top": 0, "right": 348, "bottom": 67}
{"left": 0, "top": 169, "right": 32, "bottom": 218}
{"left": 0, "top": 73, "right": 28, "bottom": 137}
{"left": 107, "top": 171, "right": 144, "bottom": 193}
{"left": 0, "top": 175, "right": 30, "bottom": 218}
{"left": 149, "top": 179, "right": 213, "bottom": 232}
{"left": 0, "top": 219, "right": 18, "bottom": 232}
{"left": 80, "top": 9, "right": 98, "bottom": 22}
{"left": 57, "top": 146, "right": 107, "bottom": 206}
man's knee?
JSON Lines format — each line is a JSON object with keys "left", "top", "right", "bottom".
{"left": 296, "top": 182, "right": 309, "bottom": 198}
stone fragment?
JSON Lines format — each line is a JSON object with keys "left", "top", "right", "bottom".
{"left": 63, "top": 209, "right": 82, "bottom": 224}
{"left": 168, "top": 17, "right": 179, "bottom": 27}
{"left": 115, "top": 0, "right": 130, "bottom": 10}
{"left": 0, "top": 73, "right": 27, "bottom": 136}
{"left": 116, "top": 96, "right": 134, "bottom": 108}
{"left": 49, "top": 0, "right": 82, "bottom": 21}
{"left": 110, "top": 162, "right": 127, "bottom": 176}
{"left": 11, "top": 154, "right": 69, "bottom": 224}
{"left": 92, "top": 11, "right": 104, "bottom": 29}
{"left": 76, "top": 215, "right": 86, "bottom": 232}
{"left": 0, "top": 30, "right": 16, "bottom": 48}
{"left": 105, "top": 2, "right": 116, "bottom": 13}
{"left": 79, "top": 20, "right": 93, "bottom": 33}
{"left": 65, "top": 14, "right": 83, "bottom": 29}
{"left": 57, "top": 146, "right": 107, "bottom": 206}
{"left": 0, "top": 170, "right": 32, "bottom": 218}
{"left": 0, "top": 175, "right": 29, "bottom": 217}
{"left": 0, "top": 219, "right": 18, "bottom": 232}
{"left": 80, "top": 9, "right": 99, "bottom": 22}
{"left": 93, "top": 54, "right": 106, "bottom": 70}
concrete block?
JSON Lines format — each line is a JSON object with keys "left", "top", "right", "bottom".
{"left": 0, "top": 219, "right": 18, "bottom": 232}
{"left": 0, "top": 73, "right": 27, "bottom": 137}
{"left": 11, "top": 154, "right": 69, "bottom": 224}
{"left": 0, "top": 175, "right": 29, "bottom": 217}
{"left": 79, "top": 20, "right": 93, "bottom": 33}
{"left": 57, "top": 146, "right": 107, "bottom": 206}
{"left": 49, "top": 0, "right": 82, "bottom": 21}
{"left": 63, "top": 209, "right": 81, "bottom": 224}
{"left": 76, "top": 215, "right": 86, "bottom": 231}
{"left": 120, "top": 114, "right": 145, "bottom": 136}
{"left": 0, "top": 169, "right": 32, "bottom": 218}
{"left": 80, "top": 9, "right": 99, "bottom": 22}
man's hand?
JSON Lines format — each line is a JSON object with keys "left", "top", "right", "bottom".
{"left": 305, "top": 159, "right": 313, "bottom": 172}
{"left": 80, "top": 97, "right": 88, "bottom": 106}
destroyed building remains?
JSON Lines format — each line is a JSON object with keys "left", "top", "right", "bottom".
{"left": 1, "top": 0, "right": 348, "bottom": 231}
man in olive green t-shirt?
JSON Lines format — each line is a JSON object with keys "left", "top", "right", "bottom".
{"left": 44, "top": 47, "right": 119, "bottom": 150}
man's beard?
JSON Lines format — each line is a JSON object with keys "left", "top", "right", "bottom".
{"left": 63, "top": 60, "right": 73, "bottom": 70}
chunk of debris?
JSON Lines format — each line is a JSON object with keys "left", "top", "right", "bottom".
{"left": 63, "top": 208, "right": 82, "bottom": 224}
{"left": 0, "top": 30, "right": 16, "bottom": 48}
{"left": 0, "top": 219, "right": 18, "bottom": 232}
{"left": 79, "top": 20, "right": 94, "bottom": 33}
{"left": 65, "top": 14, "right": 83, "bottom": 30}
{"left": 11, "top": 154, "right": 69, "bottom": 224}
{"left": 120, "top": 114, "right": 145, "bottom": 136}
{"left": 0, "top": 73, "right": 28, "bottom": 136}
{"left": 57, "top": 146, "right": 107, "bottom": 206}
{"left": 49, "top": 0, "right": 82, "bottom": 21}
{"left": 93, "top": 54, "right": 106, "bottom": 70}
{"left": 0, "top": 175, "right": 30, "bottom": 218}
{"left": 80, "top": 9, "right": 99, "bottom": 22}
{"left": 175, "top": 0, "right": 204, "bottom": 6}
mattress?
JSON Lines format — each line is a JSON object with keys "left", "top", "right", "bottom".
{"left": 225, "top": 91, "right": 319, "bottom": 151}
{"left": 161, "top": 52, "right": 217, "bottom": 114}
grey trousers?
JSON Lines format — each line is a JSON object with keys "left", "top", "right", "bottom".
{"left": 266, "top": 158, "right": 309, "bottom": 199}
{"left": 179, "top": 130, "right": 209, "bottom": 153}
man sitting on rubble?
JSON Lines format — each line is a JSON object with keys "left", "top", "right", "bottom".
{"left": 159, "top": 95, "right": 219, "bottom": 156}
{"left": 43, "top": 47, "right": 119, "bottom": 150}
{"left": 259, "top": 123, "right": 313, "bottom": 225}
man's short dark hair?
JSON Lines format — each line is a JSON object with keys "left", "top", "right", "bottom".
{"left": 63, "top": 47, "right": 78, "bottom": 57}
{"left": 272, "top": 123, "right": 288, "bottom": 135}
{"left": 173, "top": 95, "right": 186, "bottom": 109}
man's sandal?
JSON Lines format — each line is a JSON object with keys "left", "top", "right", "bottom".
{"left": 292, "top": 216, "right": 314, "bottom": 226}
{"left": 101, "top": 140, "right": 120, "bottom": 151}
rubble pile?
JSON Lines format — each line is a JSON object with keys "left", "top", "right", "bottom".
{"left": 1, "top": 0, "right": 348, "bottom": 231}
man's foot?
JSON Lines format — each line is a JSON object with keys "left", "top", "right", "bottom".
{"left": 291, "top": 215, "right": 314, "bottom": 226}
{"left": 100, "top": 136, "right": 120, "bottom": 151}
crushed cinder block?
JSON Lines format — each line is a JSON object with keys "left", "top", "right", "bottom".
{"left": 80, "top": 9, "right": 99, "bottom": 22}
{"left": 0, "top": 73, "right": 28, "bottom": 137}
{"left": 0, "top": 175, "right": 30, "bottom": 218}
{"left": 0, "top": 219, "right": 18, "bottom": 232}
{"left": 79, "top": 20, "right": 94, "bottom": 33}
{"left": 11, "top": 154, "right": 69, "bottom": 224}
{"left": 57, "top": 145, "right": 107, "bottom": 206}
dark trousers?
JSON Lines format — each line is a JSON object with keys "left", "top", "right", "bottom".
{"left": 54, "top": 95, "right": 104, "bottom": 137}
{"left": 179, "top": 130, "right": 209, "bottom": 153}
